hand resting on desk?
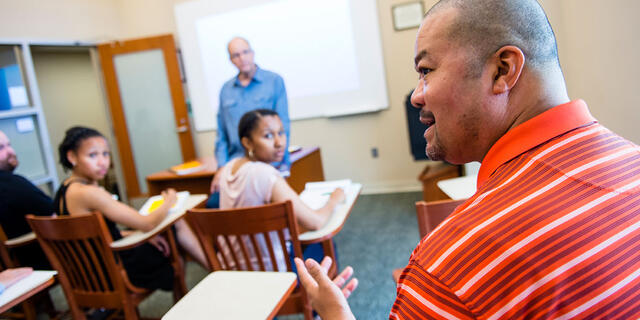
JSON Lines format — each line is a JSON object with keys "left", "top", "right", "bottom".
{"left": 271, "top": 176, "right": 345, "bottom": 231}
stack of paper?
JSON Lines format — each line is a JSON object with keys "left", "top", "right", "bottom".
{"left": 299, "top": 179, "right": 352, "bottom": 210}
{"left": 139, "top": 191, "right": 190, "bottom": 216}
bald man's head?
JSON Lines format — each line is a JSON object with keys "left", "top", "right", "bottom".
{"left": 227, "top": 37, "right": 256, "bottom": 75}
{"left": 227, "top": 37, "right": 251, "bottom": 55}
{"left": 0, "top": 131, "right": 17, "bottom": 172}
{"left": 426, "top": 0, "right": 560, "bottom": 76}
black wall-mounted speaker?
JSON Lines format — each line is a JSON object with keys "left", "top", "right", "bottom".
{"left": 405, "top": 89, "right": 429, "bottom": 161}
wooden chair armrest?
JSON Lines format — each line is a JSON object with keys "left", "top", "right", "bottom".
{"left": 4, "top": 232, "right": 37, "bottom": 248}
{"left": 120, "top": 269, "right": 149, "bottom": 295}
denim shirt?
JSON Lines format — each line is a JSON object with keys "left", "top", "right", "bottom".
{"left": 215, "top": 67, "right": 291, "bottom": 170}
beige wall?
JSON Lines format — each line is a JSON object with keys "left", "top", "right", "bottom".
{"left": 0, "top": 0, "right": 121, "bottom": 41}
{"left": 557, "top": 0, "right": 640, "bottom": 144}
{"left": 1, "top": 0, "right": 639, "bottom": 193}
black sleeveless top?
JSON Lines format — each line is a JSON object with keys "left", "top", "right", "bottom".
{"left": 52, "top": 179, "right": 174, "bottom": 290}
{"left": 53, "top": 179, "right": 122, "bottom": 241}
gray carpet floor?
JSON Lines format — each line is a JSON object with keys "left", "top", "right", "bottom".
{"left": 40, "top": 191, "right": 423, "bottom": 319}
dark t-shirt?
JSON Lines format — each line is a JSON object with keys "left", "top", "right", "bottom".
{"left": 0, "top": 171, "right": 53, "bottom": 269}
{"left": 0, "top": 171, "right": 53, "bottom": 238}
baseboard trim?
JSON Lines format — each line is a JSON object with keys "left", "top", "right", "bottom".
{"left": 361, "top": 181, "right": 422, "bottom": 195}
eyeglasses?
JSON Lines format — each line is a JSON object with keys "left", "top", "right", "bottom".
{"left": 230, "top": 49, "right": 253, "bottom": 60}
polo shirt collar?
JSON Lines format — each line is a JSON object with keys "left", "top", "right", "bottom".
{"left": 233, "top": 65, "right": 263, "bottom": 86}
{"left": 477, "top": 99, "right": 596, "bottom": 187}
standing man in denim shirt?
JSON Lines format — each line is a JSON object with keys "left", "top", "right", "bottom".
{"left": 208, "top": 37, "right": 290, "bottom": 207}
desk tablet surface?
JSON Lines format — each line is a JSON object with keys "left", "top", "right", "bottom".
{"left": 162, "top": 271, "right": 297, "bottom": 320}
{"left": 437, "top": 175, "right": 477, "bottom": 200}
{"left": 299, "top": 183, "right": 362, "bottom": 242}
{"left": 0, "top": 271, "right": 57, "bottom": 312}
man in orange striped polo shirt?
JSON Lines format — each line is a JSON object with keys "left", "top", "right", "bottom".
{"left": 295, "top": 0, "right": 640, "bottom": 319}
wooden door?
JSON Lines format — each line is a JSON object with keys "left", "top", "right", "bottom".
{"left": 98, "top": 34, "right": 195, "bottom": 198}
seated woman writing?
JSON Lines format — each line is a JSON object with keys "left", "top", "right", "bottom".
{"left": 53, "top": 126, "right": 206, "bottom": 290}
{"left": 217, "top": 109, "right": 344, "bottom": 270}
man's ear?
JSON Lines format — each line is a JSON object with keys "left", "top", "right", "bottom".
{"left": 492, "top": 45, "right": 525, "bottom": 94}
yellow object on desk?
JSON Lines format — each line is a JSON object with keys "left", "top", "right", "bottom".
{"left": 139, "top": 191, "right": 190, "bottom": 216}
{"left": 170, "top": 160, "right": 203, "bottom": 175}
{"left": 148, "top": 199, "right": 164, "bottom": 212}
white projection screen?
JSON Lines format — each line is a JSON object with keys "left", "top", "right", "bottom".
{"left": 175, "top": 0, "right": 389, "bottom": 131}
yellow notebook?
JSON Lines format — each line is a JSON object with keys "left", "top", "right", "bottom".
{"left": 139, "top": 191, "right": 190, "bottom": 216}
{"left": 170, "top": 160, "right": 203, "bottom": 175}
{"left": 147, "top": 198, "right": 165, "bottom": 212}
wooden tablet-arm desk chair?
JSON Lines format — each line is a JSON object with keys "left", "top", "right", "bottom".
{"left": 27, "top": 212, "right": 186, "bottom": 320}
{"left": 186, "top": 200, "right": 313, "bottom": 320}
{"left": 392, "top": 199, "right": 467, "bottom": 283}
{"left": 0, "top": 225, "right": 54, "bottom": 320}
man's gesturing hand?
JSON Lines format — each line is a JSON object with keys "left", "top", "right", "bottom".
{"left": 294, "top": 256, "right": 358, "bottom": 320}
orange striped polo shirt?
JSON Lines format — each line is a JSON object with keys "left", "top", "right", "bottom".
{"left": 391, "top": 100, "right": 640, "bottom": 319}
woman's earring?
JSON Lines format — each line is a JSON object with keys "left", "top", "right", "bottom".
{"left": 71, "top": 162, "right": 76, "bottom": 167}
{"left": 248, "top": 149, "right": 254, "bottom": 159}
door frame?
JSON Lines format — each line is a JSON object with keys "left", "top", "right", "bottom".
{"left": 97, "top": 34, "right": 195, "bottom": 198}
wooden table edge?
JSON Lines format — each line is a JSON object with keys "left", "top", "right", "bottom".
{"left": 266, "top": 273, "right": 298, "bottom": 319}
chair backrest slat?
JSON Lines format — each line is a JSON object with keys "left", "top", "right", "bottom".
{"left": 249, "top": 233, "right": 266, "bottom": 271}
{"left": 52, "top": 240, "right": 81, "bottom": 289}
{"left": 223, "top": 235, "right": 242, "bottom": 270}
{"left": 277, "top": 229, "right": 292, "bottom": 272}
{"left": 237, "top": 234, "right": 254, "bottom": 271}
{"left": 262, "top": 231, "right": 279, "bottom": 271}
{"left": 85, "top": 237, "right": 112, "bottom": 291}
{"left": 213, "top": 235, "right": 229, "bottom": 270}
{"left": 63, "top": 240, "right": 92, "bottom": 291}
{"left": 72, "top": 240, "right": 96, "bottom": 291}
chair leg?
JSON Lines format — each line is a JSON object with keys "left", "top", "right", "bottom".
{"left": 61, "top": 294, "right": 86, "bottom": 320}
{"left": 173, "top": 275, "right": 187, "bottom": 302}
{"left": 321, "top": 239, "right": 338, "bottom": 277}
{"left": 21, "top": 300, "right": 37, "bottom": 320}
{"left": 300, "top": 287, "right": 314, "bottom": 320}
{"left": 69, "top": 305, "right": 87, "bottom": 320}
{"left": 166, "top": 228, "right": 187, "bottom": 301}
{"left": 122, "top": 302, "right": 140, "bottom": 320}
{"left": 303, "top": 305, "right": 313, "bottom": 320}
